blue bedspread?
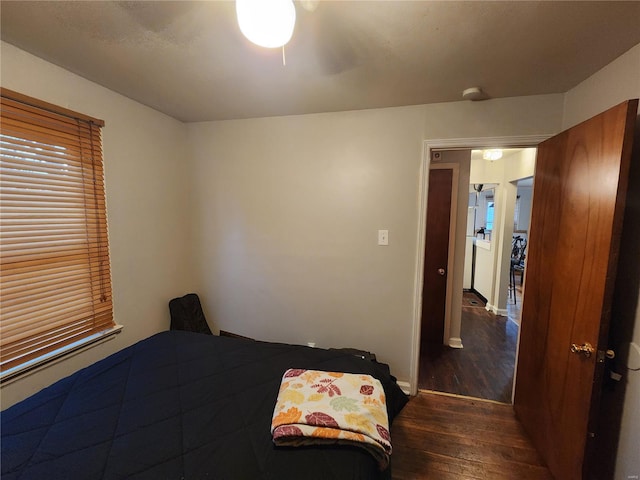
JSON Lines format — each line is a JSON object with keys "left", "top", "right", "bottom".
{"left": 1, "top": 331, "right": 407, "bottom": 479}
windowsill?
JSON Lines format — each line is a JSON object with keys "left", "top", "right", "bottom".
{"left": 0, "top": 325, "right": 124, "bottom": 385}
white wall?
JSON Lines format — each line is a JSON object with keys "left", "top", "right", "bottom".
{"left": 562, "top": 43, "right": 640, "bottom": 480}
{"left": 187, "top": 95, "right": 563, "bottom": 383}
{"left": 504, "top": 149, "right": 537, "bottom": 183}
{"left": 515, "top": 186, "right": 533, "bottom": 232}
{"left": 187, "top": 106, "right": 427, "bottom": 378}
{"left": 0, "top": 42, "right": 195, "bottom": 407}
{"left": 563, "top": 43, "right": 640, "bottom": 129}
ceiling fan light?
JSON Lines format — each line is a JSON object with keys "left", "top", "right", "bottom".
{"left": 483, "top": 149, "right": 503, "bottom": 161}
{"left": 236, "top": 0, "right": 296, "bottom": 49}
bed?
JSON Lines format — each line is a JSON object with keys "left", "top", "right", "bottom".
{"left": 1, "top": 330, "right": 408, "bottom": 479}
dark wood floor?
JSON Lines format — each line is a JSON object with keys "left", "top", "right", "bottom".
{"left": 390, "top": 392, "right": 552, "bottom": 479}
{"left": 418, "top": 290, "right": 519, "bottom": 403}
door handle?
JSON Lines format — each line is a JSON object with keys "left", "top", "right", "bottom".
{"left": 570, "top": 342, "right": 595, "bottom": 358}
{"left": 437, "top": 268, "right": 445, "bottom": 276}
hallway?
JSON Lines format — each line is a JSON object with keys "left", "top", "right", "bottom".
{"left": 418, "top": 289, "right": 521, "bottom": 403}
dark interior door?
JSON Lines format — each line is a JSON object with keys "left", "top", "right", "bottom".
{"left": 421, "top": 168, "right": 453, "bottom": 346}
{"left": 514, "top": 99, "right": 638, "bottom": 479}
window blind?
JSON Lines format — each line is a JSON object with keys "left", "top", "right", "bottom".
{"left": 0, "top": 88, "right": 114, "bottom": 372}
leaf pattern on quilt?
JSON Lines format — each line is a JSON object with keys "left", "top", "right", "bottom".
{"left": 271, "top": 368, "right": 392, "bottom": 469}
{"left": 305, "top": 412, "right": 339, "bottom": 428}
{"left": 365, "top": 405, "right": 387, "bottom": 424}
{"left": 360, "top": 385, "right": 374, "bottom": 395}
{"left": 344, "top": 413, "right": 374, "bottom": 433}
{"left": 311, "top": 378, "right": 341, "bottom": 397}
{"left": 300, "top": 371, "right": 322, "bottom": 384}
{"left": 376, "top": 424, "right": 390, "bottom": 442}
{"left": 272, "top": 406, "right": 302, "bottom": 427}
{"left": 342, "top": 431, "right": 366, "bottom": 442}
{"left": 306, "top": 393, "right": 324, "bottom": 402}
{"left": 280, "top": 389, "right": 305, "bottom": 404}
{"left": 329, "top": 397, "right": 360, "bottom": 412}
{"left": 273, "top": 425, "right": 304, "bottom": 439}
{"left": 312, "top": 427, "right": 341, "bottom": 439}
{"left": 279, "top": 381, "right": 290, "bottom": 392}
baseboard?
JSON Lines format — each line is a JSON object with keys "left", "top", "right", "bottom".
{"left": 448, "top": 337, "right": 464, "bottom": 349}
{"left": 485, "top": 303, "right": 508, "bottom": 316}
{"left": 396, "top": 381, "right": 411, "bottom": 396}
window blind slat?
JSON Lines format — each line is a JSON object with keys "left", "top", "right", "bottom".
{"left": 1, "top": 173, "right": 96, "bottom": 192}
{"left": 2, "top": 264, "right": 107, "bottom": 281}
{"left": 1, "top": 117, "right": 95, "bottom": 146}
{"left": 1, "top": 226, "right": 88, "bottom": 236}
{"left": 0, "top": 315, "right": 112, "bottom": 369}
{"left": 0, "top": 149, "right": 97, "bottom": 170}
{"left": 1, "top": 302, "right": 113, "bottom": 348}
{"left": 0, "top": 87, "right": 113, "bottom": 373}
{"left": 2, "top": 249, "right": 109, "bottom": 267}
{"left": 2, "top": 294, "right": 95, "bottom": 326}
{"left": 1, "top": 254, "right": 98, "bottom": 272}
{"left": 3, "top": 276, "right": 96, "bottom": 302}
{"left": 2, "top": 275, "right": 112, "bottom": 295}
{"left": 1, "top": 310, "right": 113, "bottom": 367}
{"left": 0, "top": 159, "right": 96, "bottom": 174}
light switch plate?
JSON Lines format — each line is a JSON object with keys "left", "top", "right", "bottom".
{"left": 378, "top": 229, "right": 389, "bottom": 246}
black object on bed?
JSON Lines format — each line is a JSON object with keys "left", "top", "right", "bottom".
{"left": 1, "top": 331, "right": 408, "bottom": 479}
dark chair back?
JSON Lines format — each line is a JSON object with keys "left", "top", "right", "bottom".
{"left": 169, "top": 293, "right": 213, "bottom": 335}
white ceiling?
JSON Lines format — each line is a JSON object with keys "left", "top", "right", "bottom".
{"left": 2, "top": 1, "right": 639, "bottom": 122}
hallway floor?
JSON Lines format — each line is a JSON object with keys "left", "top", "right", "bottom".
{"left": 418, "top": 289, "right": 520, "bottom": 403}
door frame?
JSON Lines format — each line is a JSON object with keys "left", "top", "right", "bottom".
{"left": 410, "top": 134, "right": 550, "bottom": 396}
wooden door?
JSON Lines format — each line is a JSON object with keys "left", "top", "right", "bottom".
{"left": 514, "top": 100, "right": 637, "bottom": 479}
{"left": 421, "top": 168, "right": 453, "bottom": 345}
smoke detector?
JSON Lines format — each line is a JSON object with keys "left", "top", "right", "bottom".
{"left": 462, "top": 87, "right": 487, "bottom": 101}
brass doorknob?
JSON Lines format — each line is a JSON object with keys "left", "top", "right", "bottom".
{"left": 570, "top": 342, "right": 595, "bottom": 358}
{"left": 437, "top": 268, "right": 445, "bottom": 276}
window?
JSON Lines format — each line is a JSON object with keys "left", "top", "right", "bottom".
{"left": 1, "top": 88, "right": 115, "bottom": 375}
{"left": 485, "top": 198, "right": 495, "bottom": 231}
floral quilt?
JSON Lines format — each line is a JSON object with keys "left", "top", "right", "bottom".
{"left": 271, "top": 368, "right": 392, "bottom": 469}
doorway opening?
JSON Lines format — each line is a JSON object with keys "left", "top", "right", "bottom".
{"left": 416, "top": 146, "right": 537, "bottom": 403}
